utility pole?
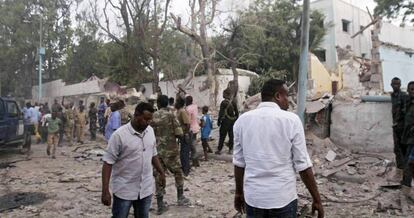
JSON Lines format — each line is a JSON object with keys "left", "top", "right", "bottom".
{"left": 38, "top": 17, "right": 45, "bottom": 101}
{"left": 297, "top": 0, "right": 310, "bottom": 125}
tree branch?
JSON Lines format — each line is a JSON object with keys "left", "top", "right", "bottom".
{"left": 205, "top": 0, "right": 217, "bottom": 25}
{"left": 170, "top": 13, "right": 202, "bottom": 44}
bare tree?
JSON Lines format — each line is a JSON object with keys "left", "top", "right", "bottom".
{"left": 171, "top": 0, "right": 219, "bottom": 106}
{"left": 92, "top": 0, "right": 171, "bottom": 93}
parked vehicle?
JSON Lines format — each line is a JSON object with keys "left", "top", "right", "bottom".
{"left": 0, "top": 97, "right": 30, "bottom": 151}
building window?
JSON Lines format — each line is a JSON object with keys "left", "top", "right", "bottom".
{"left": 342, "top": 19, "right": 350, "bottom": 33}
{"left": 314, "top": 49, "right": 327, "bottom": 62}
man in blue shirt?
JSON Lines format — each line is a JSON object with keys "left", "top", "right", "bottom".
{"left": 23, "top": 102, "right": 34, "bottom": 152}
{"left": 98, "top": 97, "right": 107, "bottom": 134}
{"left": 200, "top": 106, "right": 213, "bottom": 161}
{"left": 105, "top": 101, "right": 122, "bottom": 141}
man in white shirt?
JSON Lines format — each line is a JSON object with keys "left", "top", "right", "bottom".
{"left": 101, "top": 102, "right": 166, "bottom": 218}
{"left": 233, "top": 79, "right": 324, "bottom": 218}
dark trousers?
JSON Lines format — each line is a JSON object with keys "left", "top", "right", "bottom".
{"left": 98, "top": 117, "right": 105, "bottom": 133}
{"left": 246, "top": 199, "right": 298, "bottom": 218}
{"left": 58, "top": 128, "right": 64, "bottom": 146}
{"left": 90, "top": 121, "right": 97, "bottom": 140}
{"left": 189, "top": 132, "right": 198, "bottom": 161}
{"left": 402, "top": 144, "right": 413, "bottom": 187}
{"left": 218, "top": 121, "right": 234, "bottom": 151}
{"left": 179, "top": 134, "right": 191, "bottom": 176}
{"left": 24, "top": 125, "right": 34, "bottom": 150}
{"left": 112, "top": 194, "right": 152, "bottom": 218}
{"left": 40, "top": 126, "right": 48, "bottom": 143}
{"left": 393, "top": 129, "right": 406, "bottom": 169}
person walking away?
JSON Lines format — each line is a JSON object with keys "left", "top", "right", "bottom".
{"left": 75, "top": 105, "right": 87, "bottom": 144}
{"left": 400, "top": 81, "right": 414, "bottom": 202}
{"left": 175, "top": 98, "right": 191, "bottom": 176}
{"left": 152, "top": 95, "right": 190, "bottom": 215}
{"left": 233, "top": 79, "right": 324, "bottom": 218}
{"left": 390, "top": 77, "right": 408, "bottom": 182}
{"left": 89, "top": 102, "right": 98, "bottom": 141}
{"left": 104, "top": 99, "right": 112, "bottom": 135}
{"left": 45, "top": 111, "right": 62, "bottom": 159}
{"left": 64, "top": 103, "right": 75, "bottom": 146}
{"left": 185, "top": 95, "right": 200, "bottom": 167}
{"left": 217, "top": 89, "right": 238, "bottom": 155}
{"left": 40, "top": 109, "right": 51, "bottom": 143}
{"left": 31, "top": 102, "right": 41, "bottom": 143}
{"left": 57, "top": 107, "right": 65, "bottom": 147}
{"left": 101, "top": 102, "right": 166, "bottom": 218}
{"left": 51, "top": 99, "right": 62, "bottom": 113}
{"left": 43, "top": 102, "right": 51, "bottom": 114}
{"left": 98, "top": 97, "right": 107, "bottom": 134}
{"left": 105, "top": 102, "right": 121, "bottom": 141}
{"left": 23, "top": 102, "right": 34, "bottom": 152}
{"left": 200, "top": 106, "right": 213, "bottom": 161}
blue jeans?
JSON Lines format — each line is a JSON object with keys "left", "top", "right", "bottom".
{"left": 112, "top": 194, "right": 152, "bottom": 218}
{"left": 246, "top": 199, "right": 298, "bottom": 218}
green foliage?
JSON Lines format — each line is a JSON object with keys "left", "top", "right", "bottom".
{"left": 247, "top": 69, "right": 289, "bottom": 96}
{"left": 375, "top": 0, "right": 414, "bottom": 23}
{"left": 0, "top": 0, "right": 77, "bottom": 97}
{"left": 159, "top": 30, "right": 194, "bottom": 81}
{"left": 216, "top": 0, "right": 328, "bottom": 82}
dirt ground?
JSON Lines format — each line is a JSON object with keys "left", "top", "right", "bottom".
{"left": 0, "top": 128, "right": 413, "bottom": 218}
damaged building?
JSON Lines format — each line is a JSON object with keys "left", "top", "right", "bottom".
{"left": 309, "top": 0, "right": 414, "bottom": 152}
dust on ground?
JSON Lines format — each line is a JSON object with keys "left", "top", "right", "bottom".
{"left": 0, "top": 129, "right": 413, "bottom": 217}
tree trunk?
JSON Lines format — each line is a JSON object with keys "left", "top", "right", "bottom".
{"left": 199, "top": 0, "right": 216, "bottom": 107}
{"left": 229, "top": 49, "right": 239, "bottom": 104}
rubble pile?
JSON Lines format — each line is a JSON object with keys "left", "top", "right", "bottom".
{"left": 299, "top": 133, "right": 413, "bottom": 217}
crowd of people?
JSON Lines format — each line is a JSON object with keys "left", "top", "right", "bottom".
{"left": 390, "top": 77, "right": 414, "bottom": 203}
{"left": 22, "top": 77, "right": 414, "bottom": 218}
{"left": 22, "top": 97, "right": 128, "bottom": 158}
{"left": 100, "top": 80, "right": 326, "bottom": 218}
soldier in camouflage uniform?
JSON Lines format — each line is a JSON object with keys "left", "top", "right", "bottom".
{"left": 64, "top": 103, "right": 75, "bottom": 146}
{"left": 152, "top": 95, "right": 190, "bottom": 215}
{"left": 401, "top": 81, "right": 414, "bottom": 201}
{"left": 119, "top": 100, "right": 131, "bottom": 125}
{"left": 391, "top": 77, "right": 408, "bottom": 181}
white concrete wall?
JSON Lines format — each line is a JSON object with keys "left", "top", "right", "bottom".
{"left": 380, "top": 22, "right": 414, "bottom": 49}
{"left": 331, "top": 101, "right": 393, "bottom": 152}
{"left": 311, "top": 0, "right": 337, "bottom": 70}
{"left": 311, "top": 0, "right": 373, "bottom": 70}
{"left": 381, "top": 46, "right": 414, "bottom": 92}
{"left": 32, "top": 79, "right": 104, "bottom": 99}
{"left": 333, "top": 0, "right": 373, "bottom": 58}
{"left": 142, "top": 74, "right": 253, "bottom": 109}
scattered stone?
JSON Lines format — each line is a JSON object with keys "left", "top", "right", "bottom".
{"left": 325, "top": 150, "right": 337, "bottom": 162}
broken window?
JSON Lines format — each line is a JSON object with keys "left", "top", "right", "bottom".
{"left": 314, "top": 49, "right": 327, "bottom": 62}
{"left": 342, "top": 19, "right": 350, "bottom": 33}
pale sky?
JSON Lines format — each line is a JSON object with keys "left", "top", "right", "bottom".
{"left": 81, "top": 0, "right": 378, "bottom": 38}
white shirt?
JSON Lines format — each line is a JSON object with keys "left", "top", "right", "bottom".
{"left": 233, "top": 102, "right": 312, "bottom": 209}
{"left": 102, "top": 123, "right": 158, "bottom": 200}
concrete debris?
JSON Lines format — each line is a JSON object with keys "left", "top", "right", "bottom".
{"left": 325, "top": 150, "right": 337, "bottom": 162}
